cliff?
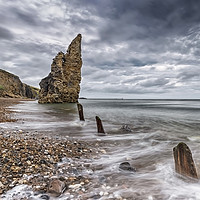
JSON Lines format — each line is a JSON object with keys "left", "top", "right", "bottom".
{"left": 0, "top": 69, "right": 39, "bottom": 99}
{"left": 38, "top": 34, "right": 82, "bottom": 103}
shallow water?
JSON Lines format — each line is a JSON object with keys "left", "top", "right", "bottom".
{"left": 1, "top": 99, "right": 200, "bottom": 199}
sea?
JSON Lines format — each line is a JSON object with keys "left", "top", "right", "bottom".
{"left": 1, "top": 99, "right": 200, "bottom": 199}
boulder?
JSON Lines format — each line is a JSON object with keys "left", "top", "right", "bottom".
{"left": 119, "top": 162, "right": 136, "bottom": 172}
{"left": 48, "top": 179, "right": 66, "bottom": 197}
{"left": 38, "top": 34, "right": 82, "bottom": 103}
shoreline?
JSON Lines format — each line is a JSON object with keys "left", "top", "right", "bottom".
{"left": 0, "top": 98, "right": 19, "bottom": 123}
{"left": 0, "top": 98, "right": 105, "bottom": 199}
{"left": 0, "top": 98, "right": 35, "bottom": 123}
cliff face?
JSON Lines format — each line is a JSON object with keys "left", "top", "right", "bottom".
{"left": 38, "top": 34, "right": 82, "bottom": 103}
{"left": 0, "top": 69, "right": 38, "bottom": 99}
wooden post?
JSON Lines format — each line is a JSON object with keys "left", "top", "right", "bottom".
{"left": 77, "top": 103, "right": 85, "bottom": 121}
{"left": 95, "top": 116, "right": 105, "bottom": 134}
{"left": 173, "top": 142, "right": 198, "bottom": 179}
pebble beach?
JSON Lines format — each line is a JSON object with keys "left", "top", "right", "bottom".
{"left": 3, "top": 98, "right": 199, "bottom": 199}
{"left": 0, "top": 98, "right": 107, "bottom": 200}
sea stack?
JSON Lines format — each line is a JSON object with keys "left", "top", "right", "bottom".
{"left": 38, "top": 34, "right": 82, "bottom": 103}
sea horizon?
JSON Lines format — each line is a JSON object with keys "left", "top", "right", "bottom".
{"left": 79, "top": 97, "right": 200, "bottom": 100}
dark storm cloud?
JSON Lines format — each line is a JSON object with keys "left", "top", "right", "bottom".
{"left": 13, "top": 41, "right": 62, "bottom": 56}
{"left": 177, "top": 67, "right": 200, "bottom": 81}
{"left": 139, "top": 78, "right": 169, "bottom": 87}
{"left": 1, "top": 0, "right": 200, "bottom": 98}
{"left": 125, "top": 58, "right": 157, "bottom": 67}
{"left": 97, "top": 0, "right": 200, "bottom": 42}
{"left": 0, "top": 26, "right": 14, "bottom": 40}
{"left": 14, "top": 9, "right": 38, "bottom": 26}
{"left": 0, "top": 5, "right": 38, "bottom": 27}
{"left": 68, "top": 0, "right": 200, "bottom": 55}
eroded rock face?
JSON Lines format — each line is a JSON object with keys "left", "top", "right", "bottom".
{"left": 0, "top": 69, "right": 38, "bottom": 99}
{"left": 38, "top": 34, "right": 82, "bottom": 103}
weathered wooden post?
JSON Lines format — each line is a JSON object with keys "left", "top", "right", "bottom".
{"left": 173, "top": 142, "right": 198, "bottom": 179}
{"left": 77, "top": 103, "right": 85, "bottom": 121}
{"left": 95, "top": 116, "right": 105, "bottom": 134}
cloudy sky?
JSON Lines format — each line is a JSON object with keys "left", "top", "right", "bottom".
{"left": 1, "top": 0, "right": 200, "bottom": 98}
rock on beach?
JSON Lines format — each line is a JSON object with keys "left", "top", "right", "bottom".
{"left": 48, "top": 179, "right": 66, "bottom": 196}
{"left": 119, "top": 162, "right": 136, "bottom": 172}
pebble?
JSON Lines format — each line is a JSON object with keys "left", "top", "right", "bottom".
{"left": 100, "top": 149, "right": 106, "bottom": 154}
{"left": 0, "top": 182, "right": 4, "bottom": 188}
{"left": 99, "top": 191, "right": 104, "bottom": 196}
{"left": 0, "top": 130, "right": 99, "bottom": 197}
{"left": 68, "top": 184, "right": 81, "bottom": 189}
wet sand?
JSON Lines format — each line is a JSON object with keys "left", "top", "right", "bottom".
{"left": 0, "top": 98, "right": 35, "bottom": 123}
{"left": 0, "top": 98, "right": 20, "bottom": 122}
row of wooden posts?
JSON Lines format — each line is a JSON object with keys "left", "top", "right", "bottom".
{"left": 77, "top": 103, "right": 199, "bottom": 180}
{"left": 77, "top": 103, "right": 105, "bottom": 134}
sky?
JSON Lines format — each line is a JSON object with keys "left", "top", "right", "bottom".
{"left": 1, "top": 0, "right": 200, "bottom": 99}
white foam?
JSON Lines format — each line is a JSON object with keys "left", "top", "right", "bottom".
{"left": 188, "top": 136, "right": 200, "bottom": 142}
{"left": 156, "top": 163, "right": 200, "bottom": 199}
{"left": 1, "top": 185, "right": 33, "bottom": 200}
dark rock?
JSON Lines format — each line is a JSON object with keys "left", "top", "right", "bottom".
{"left": 39, "top": 159, "right": 48, "bottom": 165}
{"left": 173, "top": 142, "right": 198, "bottom": 179}
{"left": 119, "top": 162, "right": 136, "bottom": 172}
{"left": 39, "top": 34, "right": 82, "bottom": 103}
{"left": 120, "top": 124, "right": 132, "bottom": 132}
{"left": 40, "top": 194, "right": 50, "bottom": 200}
